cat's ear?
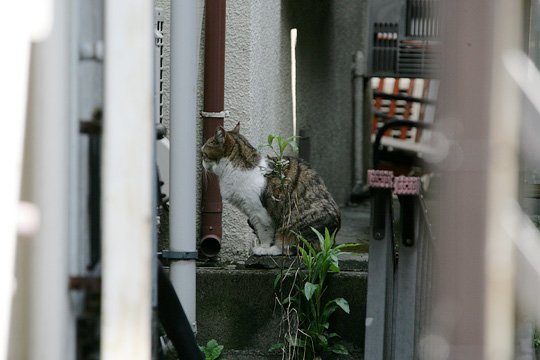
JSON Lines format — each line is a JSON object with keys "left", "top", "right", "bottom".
{"left": 215, "top": 126, "right": 226, "bottom": 145}
{"left": 232, "top": 122, "right": 240, "bottom": 134}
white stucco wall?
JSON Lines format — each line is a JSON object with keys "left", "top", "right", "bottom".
{"left": 157, "top": 0, "right": 368, "bottom": 263}
{"left": 156, "top": 0, "right": 293, "bottom": 262}
{"left": 219, "top": 0, "right": 293, "bottom": 262}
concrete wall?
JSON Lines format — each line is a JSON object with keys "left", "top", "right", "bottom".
{"left": 291, "top": 0, "right": 368, "bottom": 206}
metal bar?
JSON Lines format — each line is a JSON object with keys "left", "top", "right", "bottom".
{"left": 393, "top": 176, "right": 422, "bottom": 360}
{"left": 393, "top": 200, "right": 422, "bottom": 360}
{"left": 373, "top": 91, "right": 437, "bottom": 105}
{"left": 364, "top": 170, "right": 395, "bottom": 360}
{"left": 352, "top": 51, "right": 370, "bottom": 190}
{"left": 101, "top": 0, "right": 153, "bottom": 358}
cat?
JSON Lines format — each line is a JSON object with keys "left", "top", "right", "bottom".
{"left": 201, "top": 123, "right": 341, "bottom": 255}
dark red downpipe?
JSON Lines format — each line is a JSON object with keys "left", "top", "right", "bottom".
{"left": 200, "top": 0, "right": 226, "bottom": 257}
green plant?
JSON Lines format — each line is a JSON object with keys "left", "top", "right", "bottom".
{"left": 272, "top": 228, "right": 352, "bottom": 359}
{"left": 259, "top": 134, "right": 300, "bottom": 181}
{"left": 199, "top": 339, "right": 224, "bottom": 360}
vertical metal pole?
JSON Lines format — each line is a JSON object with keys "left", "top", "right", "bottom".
{"left": 393, "top": 177, "right": 423, "bottom": 360}
{"left": 101, "top": 0, "right": 153, "bottom": 358}
{"left": 169, "top": 0, "right": 201, "bottom": 331}
{"left": 364, "top": 170, "right": 395, "bottom": 360}
{"left": 25, "top": 0, "right": 72, "bottom": 358}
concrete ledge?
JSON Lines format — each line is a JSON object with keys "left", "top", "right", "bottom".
{"left": 244, "top": 252, "right": 368, "bottom": 272}
{"left": 196, "top": 267, "right": 367, "bottom": 357}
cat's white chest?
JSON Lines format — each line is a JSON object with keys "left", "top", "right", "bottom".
{"left": 213, "top": 158, "right": 268, "bottom": 214}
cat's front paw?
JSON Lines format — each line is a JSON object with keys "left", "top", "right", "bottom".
{"left": 252, "top": 246, "right": 267, "bottom": 256}
{"left": 252, "top": 245, "right": 282, "bottom": 256}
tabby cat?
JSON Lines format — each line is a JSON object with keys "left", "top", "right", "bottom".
{"left": 201, "top": 123, "right": 340, "bottom": 255}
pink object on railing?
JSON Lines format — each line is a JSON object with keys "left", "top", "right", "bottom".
{"left": 393, "top": 176, "right": 421, "bottom": 195}
{"left": 367, "top": 169, "right": 394, "bottom": 189}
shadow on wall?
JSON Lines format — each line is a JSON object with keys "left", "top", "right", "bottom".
{"left": 288, "top": 0, "right": 368, "bottom": 206}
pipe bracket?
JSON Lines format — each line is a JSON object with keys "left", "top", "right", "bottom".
{"left": 159, "top": 250, "right": 198, "bottom": 261}
{"left": 200, "top": 110, "right": 230, "bottom": 118}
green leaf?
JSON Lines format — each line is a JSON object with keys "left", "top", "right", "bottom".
{"left": 267, "top": 134, "right": 274, "bottom": 146}
{"left": 298, "top": 246, "right": 310, "bottom": 268}
{"left": 329, "top": 263, "right": 340, "bottom": 273}
{"left": 322, "top": 303, "right": 337, "bottom": 321}
{"left": 330, "top": 343, "right": 349, "bottom": 355}
{"left": 324, "top": 228, "right": 332, "bottom": 250}
{"left": 289, "top": 140, "right": 299, "bottom": 154}
{"left": 317, "top": 334, "right": 328, "bottom": 347}
{"left": 335, "top": 243, "right": 360, "bottom": 251}
{"left": 328, "top": 332, "right": 341, "bottom": 339}
{"left": 282, "top": 296, "right": 297, "bottom": 305}
{"left": 273, "top": 272, "right": 282, "bottom": 290}
{"left": 334, "top": 298, "right": 350, "bottom": 314}
{"left": 311, "top": 227, "right": 325, "bottom": 250}
{"left": 268, "top": 342, "right": 284, "bottom": 353}
{"left": 304, "top": 282, "right": 319, "bottom": 301}
{"left": 200, "top": 339, "right": 224, "bottom": 360}
{"left": 322, "top": 322, "right": 330, "bottom": 329}
{"left": 298, "top": 234, "right": 316, "bottom": 256}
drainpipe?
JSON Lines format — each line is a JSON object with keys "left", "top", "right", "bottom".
{"left": 200, "top": 0, "right": 226, "bottom": 258}
{"left": 169, "top": 0, "right": 201, "bottom": 331}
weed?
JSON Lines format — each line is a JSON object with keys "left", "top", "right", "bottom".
{"left": 259, "top": 134, "right": 300, "bottom": 182}
{"left": 199, "top": 339, "right": 224, "bottom": 360}
{"left": 272, "top": 228, "right": 353, "bottom": 359}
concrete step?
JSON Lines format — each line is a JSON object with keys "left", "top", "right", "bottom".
{"left": 196, "top": 258, "right": 367, "bottom": 359}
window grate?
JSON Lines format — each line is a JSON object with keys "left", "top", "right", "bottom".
{"left": 368, "top": 0, "right": 440, "bottom": 78}
{"left": 154, "top": 8, "right": 165, "bottom": 124}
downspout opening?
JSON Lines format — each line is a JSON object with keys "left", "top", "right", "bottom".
{"left": 200, "top": 235, "right": 221, "bottom": 258}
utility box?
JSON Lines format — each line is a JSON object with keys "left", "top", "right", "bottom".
{"left": 367, "top": 0, "right": 441, "bottom": 78}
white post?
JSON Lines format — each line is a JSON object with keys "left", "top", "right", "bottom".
{"left": 101, "top": 0, "right": 153, "bottom": 358}
{"left": 24, "top": 0, "right": 71, "bottom": 358}
{"left": 0, "top": 0, "right": 50, "bottom": 356}
{"left": 169, "top": 0, "right": 201, "bottom": 331}
{"left": 484, "top": 0, "right": 520, "bottom": 358}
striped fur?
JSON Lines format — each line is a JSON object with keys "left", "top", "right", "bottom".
{"left": 201, "top": 124, "right": 340, "bottom": 255}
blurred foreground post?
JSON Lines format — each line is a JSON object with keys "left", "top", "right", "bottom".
{"left": 101, "top": 0, "right": 153, "bottom": 358}
{"left": 426, "top": 0, "right": 521, "bottom": 359}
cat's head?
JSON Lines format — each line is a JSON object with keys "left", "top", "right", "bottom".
{"left": 201, "top": 122, "right": 241, "bottom": 172}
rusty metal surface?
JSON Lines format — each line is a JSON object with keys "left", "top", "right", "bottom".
{"left": 200, "top": 0, "right": 226, "bottom": 256}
